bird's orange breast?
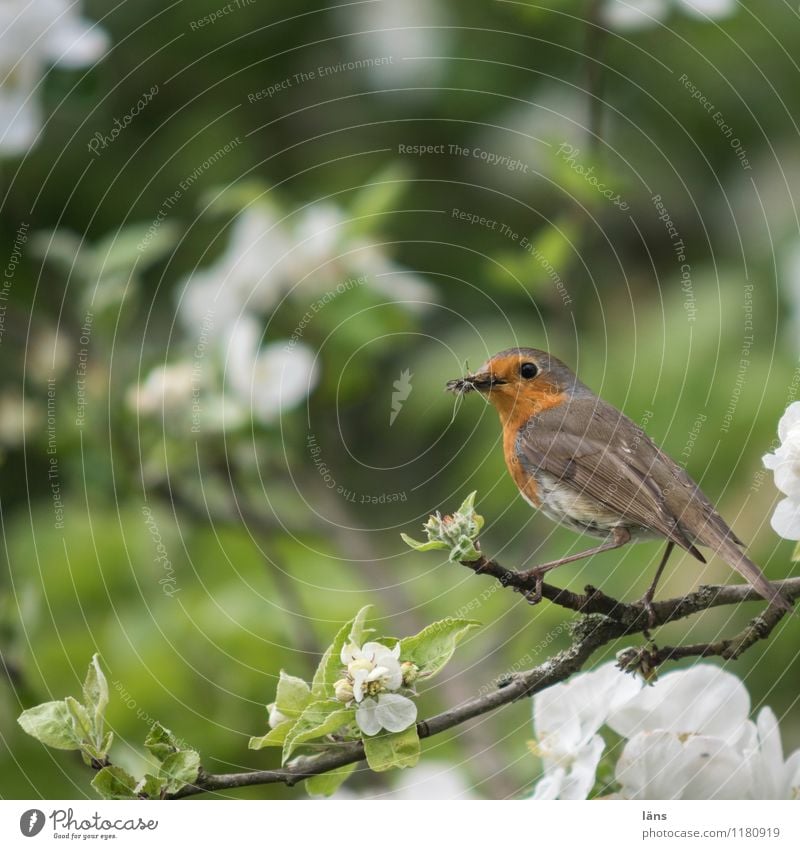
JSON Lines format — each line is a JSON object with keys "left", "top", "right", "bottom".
{"left": 494, "top": 386, "right": 567, "bottom": 509}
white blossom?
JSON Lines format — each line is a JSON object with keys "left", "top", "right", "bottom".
{"left": 740, "top": 707, "right": 800, "bottom": 800}
{"left": 530, "top": 661, "right": 641, "bottom": 800}
{"left": 344, "top": 0, "right": 448, "bottom": 88}
{"left": 530, "top": 662, "right": 800, "bottom": 800}
{"left": 225, "top": 315, "right": 317, "bottom": 425}
{"left": 336, "top": 641, "right": 417, "bottom": 736}
{"left": 606, "top": 664, "right": 750, "bottom": 745}
{"left": 127, "top": 362, "right": 195, "bottom": 417}
{"left": 763, "top": 402, "right": 800, "bottom": 540}
{"left": 602, "top": 0, "right": 736, "bottom": 31}
{"left": 177, "top": 203, "right": 293, "bottom": 332}
{"left": 1, "top": 1, "right": 108, "bottom": 155}
{"left": 615, "top": 730, "right": 751, "bottom": 800}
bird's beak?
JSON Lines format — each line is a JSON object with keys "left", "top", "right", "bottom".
{"left": 445, "top": 371, "right": 504, "bottom": 394}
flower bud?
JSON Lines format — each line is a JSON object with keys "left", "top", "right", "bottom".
{"left": 347, "top": 658, "right": 373, "bottom": 674}
{"left": 401, "top": 661, "right": 419, "bottom": 686}
{"left": 267, "top": 702, "right": 288, "bottom": 729}
{"left": 334, "top": 677, "right": 355, "bottom": 703}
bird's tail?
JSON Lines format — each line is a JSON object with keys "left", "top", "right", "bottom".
{"left": 709, "top": 532, "right": 793, "bottom": 613}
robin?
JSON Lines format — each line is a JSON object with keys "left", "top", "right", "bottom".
{"left": 446, "top": 347, "right": 792, "bottom": 616}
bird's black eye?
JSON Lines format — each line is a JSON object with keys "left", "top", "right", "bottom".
{"left": 520, "top": 362, "right": 538, "bottom": 379}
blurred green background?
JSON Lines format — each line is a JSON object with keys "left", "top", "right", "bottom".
{"left": 1, "top": 0, "right": 799, "bottom": 799}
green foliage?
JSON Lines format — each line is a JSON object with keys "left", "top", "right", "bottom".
{"left": 248, "top": 606, "right": 478, "bottom": 795}
{"left": 17, "top": 654, "right": 113, "bottom": 763}
{"left": 304, "top": 763, "right": 358, "bottom": 798}
{"left": 5, "top": 0, "right": 800, "bottom": 801}
{"left": 364, "top": 726, "right": 421, "bottom": 772}
{"left": 91, "top": 766, "right": 139, "bottom": 801}
{"left": 18, "top": 701, "right": 84, "bottom": 752}
{"left": 17, "top": 657, "right": 199, "bottom": 800}
{"left": 282, "top": 702, "right": 355, "bottom": 763}
{"left": 399, "top": 619, "right": 481, "bottom": 681}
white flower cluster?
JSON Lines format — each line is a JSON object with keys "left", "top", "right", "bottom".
{"left": 763, "top": 402, "right": 800, "bottom": 540}
{"left": 530, "top": 663, "right": 800, "bottom": 800}
{"left": 335, "top": 641, "right": 418, "bottom": 736}
{"left": 130, "top": 199, "right": 432, "bottom": 430}
{"left": 1, "top": 0, "right": 108, "bottom": 155}
{"left": 602, "top": 0, "right": 736, "bottom": 31}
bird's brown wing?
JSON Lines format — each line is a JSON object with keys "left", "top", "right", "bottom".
{"left": 515, "top": 397, "right": 706, "bottom": 560}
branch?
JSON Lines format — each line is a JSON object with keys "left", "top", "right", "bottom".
{"left": 169, "top": 558, "right": 797, "bottom": 798}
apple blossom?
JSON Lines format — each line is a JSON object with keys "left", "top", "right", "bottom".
{"left": 335, "top": 641, "right": 417, "bottom": 736}
{"left": 1, "top": 1, "right": 108, "bottom": 155}
{"left": 763, "top": 402, "right": 800, "bottom": 540}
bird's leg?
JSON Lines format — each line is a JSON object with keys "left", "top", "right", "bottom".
{"left": 519, "top": 527, "right": 632, "bottom": 605}
{"left": 640, "top": 541, "right": 675, "bottom": 632}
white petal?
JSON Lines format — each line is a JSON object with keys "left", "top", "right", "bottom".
{"left": 679, "top": 736, "right": 751, "bottom": 800}
{"left": 530, "top": 767, "right": 565, "bottom": 800}
{"left": 534, "top": 661, "right": 640, "bottom": 757}
{"left": 616, "top": 731, "right": 687, "bottom": 799}
{"left": 676, "top": 0, "right": 737, "bottom": 19}
{"left": 362, "top": 641, "right": 389, "bottom": 660}
{"left": 778, "top": 403, "right": 800, "bottom": 443}
{"left": 785, "top": 750, "right": 800, "bottom": 799}
{"left": 340, "top": 642, "right": 361, "bottom": 665}
{"left": 225, "top": 317, "right": 318, "bottom": 424}
{"left": 770, "top": 497, "right": 800, "bottom": 540}
{"left": 601, "top": 0, "right": 668, "bottom": 31}
{"left": 744, "top": 708, "right": 786, "bottom": 799}
{"left": 43, "top": 16, "right": 109, "bottom": 67}
{"left": 366, "top": 665, "right": 389, "bottom": 682}
{"left": 557, "top": 735, "right": 605, "bottom": 800}
{"left": 351, "top": 669, "right": 369, "bottom": 703}
{"left": 607, "top": 664, "right": 749, "bottom": 744}
{"left": 355, "top": 699, "right": 382, "bottom": 736}
{"left": 375, "top": 693, "right": 418, "bottom": 732}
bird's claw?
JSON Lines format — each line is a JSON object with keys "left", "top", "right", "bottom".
{"left": 522, "top": 570, "right": 545, "bottom": 605}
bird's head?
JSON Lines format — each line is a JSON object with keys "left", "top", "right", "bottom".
{"left": 446, "top": 347, "right": 580, "bottom": 423}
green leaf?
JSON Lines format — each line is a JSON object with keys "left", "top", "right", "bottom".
{"left": 82, "top": 654, "right": 109, "bottom": 737}
{"left": 363, "top": 726, "right": 420, "bottom": 772}
{"left": 282, "top": 701, "right": 355, "bottom": 764}
{"left": 65, "top": 696, "right": 94, "bottom": 741}
{"left": 447, "top": 537, "right": 481, "bottom": 563}
{"left": 18, "top": 701, "right": 82, "bottom": 750}
{"left": 135, "top": 774, "right": 166, "bottom": 799}
{"left": 305, "top": 762, "right": 358, "bottom": 797}
{"left": 400, "top": 618, "right": 481, "bottom": 680}
{"left": 274, "top": 671, "right": 312, "bottom": 718}
{"left": 91, "top": 766, "right": 139, "bottom": 800}
{"left": 311, "top": 605, "right": 371, "bottom": 700}
{"left": 145, "top": 722, "right": 181, "bottom": 762}
{"left": 160, "top": 750, "right": 201, "bottom": 794}
{"left": 400, "top": 533, "right": 448, "bottom": 552}
{"left": 792, "top": 541, "right": 800, "bottom": 563}
{"left": 249, "top": 719, "right": 296, "bottom": 750}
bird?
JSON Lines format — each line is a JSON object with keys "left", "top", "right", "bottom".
{"left": 446, "top": 347, "right": 792, "bottom": 617}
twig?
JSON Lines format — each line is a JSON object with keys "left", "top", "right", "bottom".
{"left": 167, "top": 561, "right": 797, "bottom": 798}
